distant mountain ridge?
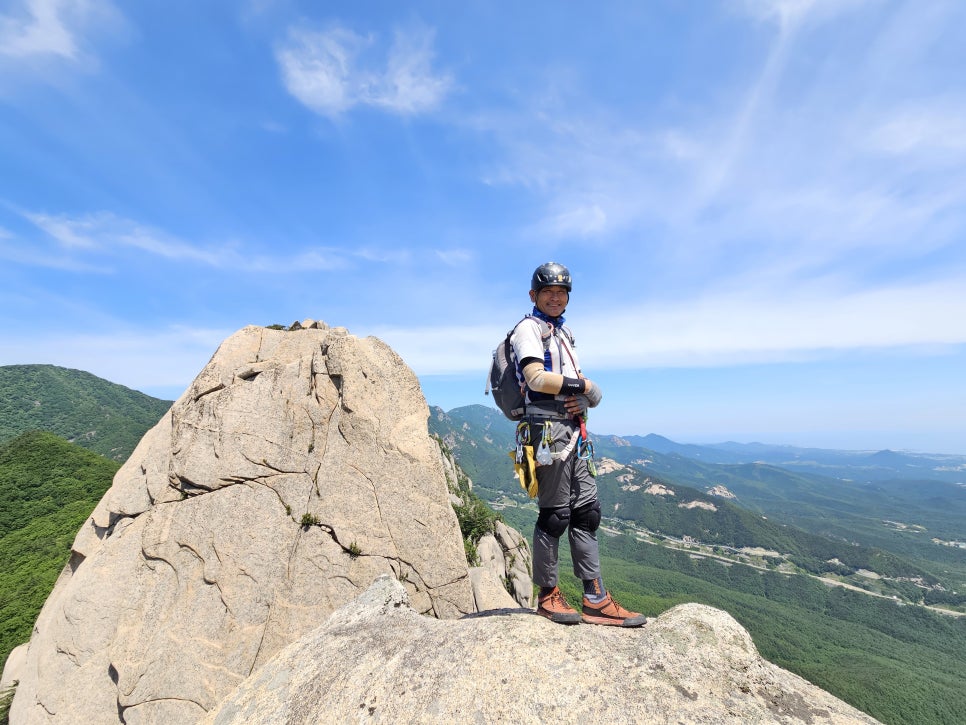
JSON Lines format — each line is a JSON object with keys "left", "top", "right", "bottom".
{"left": 0, "top": 364, "right": 173, "bottom": 461}
{"left": 430, "top": 405, "right": 954, "bottom": 596}
{"left": 620, "top": 433, "right": 966, "bottom": 484}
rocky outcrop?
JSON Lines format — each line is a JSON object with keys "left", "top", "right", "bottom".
{"left": 473, "top": 521, "right": 532, "bottom": 608}
{"left": 438, "top": 441, "right": 533, "bottom": 610}
{"left": 205, "top": 575, "right": 880, "bottom": 724}
{"left": 10, "top": 323, "right": 475, "bottom": 724}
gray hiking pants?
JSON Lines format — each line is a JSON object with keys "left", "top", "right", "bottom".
{"left": 528, "top": 417, "right": 601, "bottom": 588}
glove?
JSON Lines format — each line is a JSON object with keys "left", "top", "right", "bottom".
{"left": 583, "top": 380, "right": 602, "bottom": 407}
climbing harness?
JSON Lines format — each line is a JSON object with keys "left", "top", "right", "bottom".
{"left": 510, "top": 411, "right": 600, "bottom": 497}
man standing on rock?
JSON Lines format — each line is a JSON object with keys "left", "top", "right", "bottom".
{"left": 510, "top": 262, "right": 646, "bottom": 627}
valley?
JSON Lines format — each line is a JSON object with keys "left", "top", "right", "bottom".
{"left": 2, "top": 369, "right": 965, "bottom": 725}
{"left": 431, "top": 403, "right": 966, "bottom": 725}
{"left": 493, "top": 492, "right": 966, "bottom": 618}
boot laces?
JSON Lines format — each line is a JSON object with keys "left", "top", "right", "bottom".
{"left": 551, "top": 590, "right": 567, "bottom": 607}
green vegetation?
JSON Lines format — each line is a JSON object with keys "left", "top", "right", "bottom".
{"left": 0, "top": 365, "right": 172, "bottom": 461}
{"left": 300, "top": 512, "right": 321, "bottom": 527}
{"left": 454, "top": 495, "right": 501, "bottom": 549}
{"left": 450, "top": 471, "right": 502, "bottom": 567}
{"left": 496, "top": 501, "right": 966, "bottom": 725}
{"left": 0, "top": 681, "right": 14, "bottom": 725}
{"left": 0, "top": 431, "right": 119, "bottom": 675}
{"left": 598, "top": 535, "right": 966, "bottom": 725}
{"left": 433, "top": 431, "right": 504, "bottom": 566}
{"left": 592, "top": 470, "right": 944, "bottom": 599}
{"left": 591, "top": 433, "right": 966, "bottom": 592}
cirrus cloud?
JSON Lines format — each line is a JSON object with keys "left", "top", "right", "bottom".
{"left": 275, "top": 22, "right": 453, "bottom": 118}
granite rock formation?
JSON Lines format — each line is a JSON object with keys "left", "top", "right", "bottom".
{"left": 10, "top": 323, "right": 477, "bottom": 724}
{"left": 205, "top": 575, "right": 881, "bottom": 725}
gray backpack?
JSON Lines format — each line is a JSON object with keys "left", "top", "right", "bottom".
{"left": 485, "top": 317, "right": 572, "bottom": 420}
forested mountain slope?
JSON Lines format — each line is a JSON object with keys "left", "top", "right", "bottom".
{"left": 0, "top": 364, "right": 172, "bottom": 461}
{"left": 0, "top": 431, "right": 119, "bottom": 673}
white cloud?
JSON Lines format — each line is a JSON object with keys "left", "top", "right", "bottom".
{"left": 0, "top": 239, "right": 112, "bottom": 272}
{"left": 375, "top": 27, "right": 453, "bottom": 114}
{"left": 540, "top": 203, "right": 608, "bottom": 238}
{"left": 867, "top": 101, "right": 966, "bottom": 156}
{"left": 368, "top": 275, "right": 966, "bottom": 376}
{"left": 10, "top": 208, "right": 415, "bottom": 273}
{"left": 276, "top": 26, "right": 362, "bottom": 116}
{"left": 579, "top": 276, "right": 966, "bottom": 370}
{"left": 0, "top": 0, "right": 79, "bottom": 59}
{"left": 0, "top": 0, "right": 121, "bottom": 66}
{"left": 275, "top": 23, "right": 452, "bottom": 118}
{"left": 734, "top": 0, "right": 870, "bottom": 31}
{"left": 475, "top": 0, "right": 966, "bottom": 298}
{"left": 434, "top": 249, "right": 474, "bottom": 266}
{"left": 25, "top": 210, "right": 225, "bottom": 264}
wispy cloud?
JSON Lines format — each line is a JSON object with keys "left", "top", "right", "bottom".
{"left": 371, "top": 272, "right": 966, "bottom": 377}
{"left": 0, "top": 0, "right": 122, "bottom": 66}
{"left": 8, "top": 207, "right": 411, "bottom": 273}
{"left": 866, "top": 100, "right": 966, "bottom": 156}
{"left": 275, "top": 22, "right": 453, "bottom": 118}
{"left": 434, "top": 248, "right": 474, "bottom": 266}
{"left": 1, "top": 0, "right": 81, "bottom": 60}
{"left": 734, "top": 0, "right": 870, "bottom": 29}
{"left": 474, "top": 0, "right": 964, "bottom": 301}
{"left": 24, "top": 210, "right": 227, "bottom": 264}
{"left": 580, "top": 275, "right": 966, "bottom": 370}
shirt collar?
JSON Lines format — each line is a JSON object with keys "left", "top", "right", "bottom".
{"left": 530, "top": 306, "right": 565, "bottom": 328}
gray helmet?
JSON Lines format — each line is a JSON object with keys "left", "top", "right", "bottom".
{"left": 531, "top": 262, "right": 572, "bottom": 292}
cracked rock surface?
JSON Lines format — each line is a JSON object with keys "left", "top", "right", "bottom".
{"left": 10, "top": 324, "right": 474, "bottom": 725}
{"left": 205, "top": 575, "right": 881, "bottom": 725}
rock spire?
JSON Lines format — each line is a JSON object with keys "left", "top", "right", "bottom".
{"left": 11, "top": 323, "right": 475, "bottom": 724}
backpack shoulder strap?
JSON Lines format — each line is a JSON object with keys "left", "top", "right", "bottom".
{"left": 509, "top": 316, "right": 553, "bottom": 350}
{"left": 559, "top": 324, "right": 576, "bottom": 347}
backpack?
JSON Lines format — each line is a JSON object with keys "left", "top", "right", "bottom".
{"left": 485, "top": 317, "right": 573, "bottom": 420}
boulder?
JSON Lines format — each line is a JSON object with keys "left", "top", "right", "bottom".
{"left": 494, "top": 519, "right": 533, "bottom": 607}
{"left": 10, "top": 324, "right": 475, "bottom": 724}
{"left": 205, "top": 575, "right": 881, "bottom": 724}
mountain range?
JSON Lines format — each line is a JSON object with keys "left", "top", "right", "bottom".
{"left": 430, "top": 404, "right": 966, "bottom": 599}
{"left": 2, "top": 367, "right": 965, "bottom": 723}
{"left": 621, "top": 432, "right": 966, "bottom": 484}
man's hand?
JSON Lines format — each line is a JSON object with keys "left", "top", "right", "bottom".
{"left": 564, "top": 395, "right": 588, "bottom": 416}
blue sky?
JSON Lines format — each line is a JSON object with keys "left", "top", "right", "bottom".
{"left": 1, "top": 0, "right": 964, "bottom": 454}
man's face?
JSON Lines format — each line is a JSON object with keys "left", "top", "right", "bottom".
{"left": 530, "top": 285, "right": 569, "bottom": 318}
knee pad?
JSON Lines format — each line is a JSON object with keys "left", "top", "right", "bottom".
{"left": 571, "top": 501, "right": 601, "bottom": 533}
{"left": 536, "top": 507, "right": 571, "bottom": 538}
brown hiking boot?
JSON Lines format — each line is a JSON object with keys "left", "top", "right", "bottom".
{"left": 581, "top": 592, "right": 647, "bottom": 627}
{"left": 536, "top": 586, "right": 581, "bottom": 624}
